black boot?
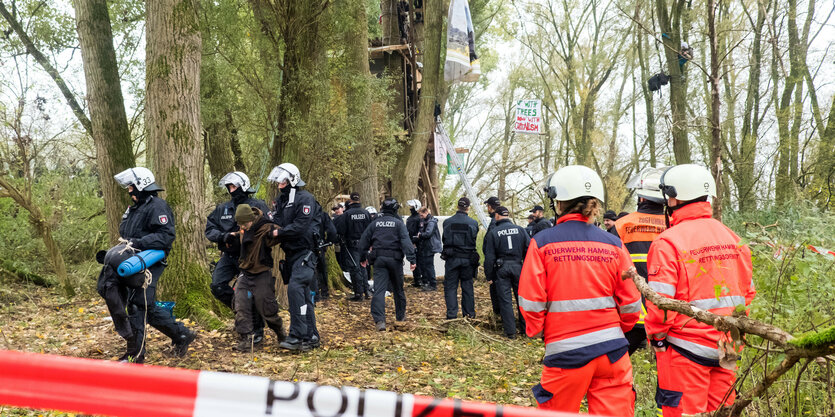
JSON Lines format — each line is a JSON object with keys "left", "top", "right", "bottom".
{"left": 235, "top": 333, "right": 257, "bottom": 352}
{"left": 268, "top": 319, "right": 287, "bottom": 343}
{"left": 172, "top": 329, "right": 196, "bottom": 357}
{"left": 119, "top": 334, "right": 145, "bottom": 364}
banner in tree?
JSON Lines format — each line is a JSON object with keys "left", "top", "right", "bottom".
{"left": 444, "top": 0, "right": 480, "bottom": 83}
{"left": 514, "top": 99, "right": 542, "bottom": 134}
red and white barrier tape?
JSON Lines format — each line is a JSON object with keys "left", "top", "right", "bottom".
{"left": 759, "top": 242, "right": 835, "bottom": 260}
{"left": 0, "top": 350, "right": 581, "bottom": 417}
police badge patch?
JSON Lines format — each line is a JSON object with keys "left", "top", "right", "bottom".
{"left": 158, "top": 214, "right": 169, "bottom": 225}
{"left": 302, "top": 205, "right": 311, "bottom": 215}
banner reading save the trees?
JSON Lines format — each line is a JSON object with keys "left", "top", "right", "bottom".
{"left": 514, "top": 99, "right": 542, "bottom": 134}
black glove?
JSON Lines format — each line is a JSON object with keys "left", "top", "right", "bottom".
{"left": 222, "top": 232, "right": 235, "bottom": 244}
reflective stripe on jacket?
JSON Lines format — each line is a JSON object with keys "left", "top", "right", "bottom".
{"left": 645, "top": 202, "right": 756, "bottom": 366}
{"left": 519, "top": 213, "right": 640, "bottom": 368}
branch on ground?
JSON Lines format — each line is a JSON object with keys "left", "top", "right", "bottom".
{"left": 625, "top": 268, "right": 835, "bottom": 417}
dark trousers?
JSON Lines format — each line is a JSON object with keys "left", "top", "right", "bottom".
{"left": 315, "top": 249, "right": 329, "bottom": 299}
{"left": 494, "top": 261, "right": 524, "bottom": 336}
{"left": 346, "top": 246, "right": 369, "bottom": 296}
{"left": 418, "top": 252, "right": 436, "bottom": 288}
{"left": 286, "top": 251, "right": 318, "bottom": 341}
{"left": 626, "top": 324, "right": 647, "bottom": 354}
{"left": 234, "top": 270, "right": 284, "bottom": 336}
{"left": 211, "top": 253, "right": 264, "bottom": 333}
{"left": 370, "top": 256, "right": 407, "bottom": 324}
{"left": 412, "top": 243, "right": 423, "bottom": 286}
{"left": 97, "top": 265, "right": 132, "bottom": 339}
{"left": 443, "top": 257, "right": 475, "bottom": 319}
{"left": 127, "top": 264, "right": 188, "bottom": 345}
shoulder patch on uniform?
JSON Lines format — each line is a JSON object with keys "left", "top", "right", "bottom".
{"left": 302, "top": 205, "right": 311, "bottom": 215}
{"left": 158, "top": 214, "right": 169, "bottom": 225}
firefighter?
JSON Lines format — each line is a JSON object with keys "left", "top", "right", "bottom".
{"left": 611, "top": 167, "right": 668, "bottom": 354}
{"left": 519, "top": 165, "right": 641, "bottom": 417}
{"left": 647, "top": 164, "right": 755, "bottom": 416}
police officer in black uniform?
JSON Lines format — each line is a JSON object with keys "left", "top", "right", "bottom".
{"left": 205, "top": 171, "right": 269, "bottom": 344}
{"left": 314, "top": 208, "right": 339, "bottom": 301}
{"left": 406, "top": 199, "right": 423, "bottom": 288}
{"left": 483, "top": 196, "right": 502, "bottom": 318}
{"left": 268, "top": 163, "right": 323, "bottom": 351}
{"left": 528, "top": 205, "right": 552, "bottom": 236}
{"left": 483, "top": 206, "right": 530, "bottom": 338}
{"left": 111, "top": 167, "right": 196, "bottom": 363}
{"left": 358, "top": 198, "right": 416, "bottom": 331}
{"left": 442, "top": 197, "right": 480, "bottom": 319}
{"left": 335, "top": 192, "right": 372, "bottom": 301}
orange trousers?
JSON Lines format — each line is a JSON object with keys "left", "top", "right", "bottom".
{"left": 655, "top": 348, "right": 736, "bottom": 416}
{"left": 535, "top": 353, "right": 634, "bottom": 417}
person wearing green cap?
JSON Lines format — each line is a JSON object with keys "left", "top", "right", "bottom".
{"left": 226, "top": 204, "right": 286, "bottom": 352}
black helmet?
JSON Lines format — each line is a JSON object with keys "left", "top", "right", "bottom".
{"left": 381, "top": 197, "right": 400, "bottom": 213}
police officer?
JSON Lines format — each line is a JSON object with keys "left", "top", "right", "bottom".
{"left": 268, "top": 163, "right": 323, "bottom": 351}
{"left": 416, "top": 207, "right": 441, "bottom": 291}
{"left": 111, "top": 167, "right": 196, "bottom": 363}
{"left": 406, "top": 199, "right": 423, "bottom": 288}
{"left": 335, "top": 192, "right": 372, "bottom": 301}
{"left": 528, "top": 205, "right": 552, "bottom": 236}
{"left": 205, "top": 171, "right": 269, "bottom": 345}
{"left": 483, "top": 196, "right": 500, "bottom": 231}
{"left": 610, "top": 167, "right": 668, "bottom": 354}
{"left": 358, "top": 198, "right": 416, "bottom": 331}
{"left": 483, "top": 206, "right": 530, "bottom": 338}
{"left": 314, "top": 207, "right": 339, "bottom": 301}
{"left": 441, "top": 197, "right": 479, "bottom": 319}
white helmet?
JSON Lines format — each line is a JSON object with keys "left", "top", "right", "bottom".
{"left": 267, "top": 163, "right": 304, "bottom": 187}
{"left": 219, "top": 171, "right": 254, "bottom": 193}
{"left": 365, "top": 206, "right": 378, "bottom": 214}
{"left": 114, "top": 167, "right": 162, "bottom": 192}
{"left": 626, "top": 166, "right": 667, "bottom": 204}
{"left": 544, "top": 165, "right": 605, "bottom": 202}
{"left": 406, "top": 199, "right": 422, "bottom": 210}
{"left": 659, "top": 164, "right": 716, "bottom": 201}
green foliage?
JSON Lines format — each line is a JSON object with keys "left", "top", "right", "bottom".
{"left": 0, "top": 169, "right": 107, "bottom": 278}
{"left": 790, "top": 325, "right": 835, "bottom": 349}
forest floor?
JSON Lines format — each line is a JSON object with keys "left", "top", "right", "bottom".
{"left": 0, "top": 270, "right": 658, "bottom": 417}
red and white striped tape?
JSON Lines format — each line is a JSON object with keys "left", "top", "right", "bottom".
{"left": 807, "top": 245, "right": 835, "bottom": 259}
{"left": 0, "top": 350, "right": 581, "bottom": 417}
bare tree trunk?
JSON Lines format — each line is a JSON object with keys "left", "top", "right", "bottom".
{"left": 775, "top": 0, "right": 801, "bottom": 204}
{"left": 73, "top": 0, "right": 136, "bottom": 243}
{"left": 392, "top": 0, "right": 442, "bottom": 212}
{"left": 707, "top": 0, "right": 722, "bottom": 219}
{"left": 343, "top": 0, "right": 379, "bottom": 206}
{"left": 147, "top": 0, "right": 218, "bottom": 324}
{"left": 635, "top": 4, "right": 656, "bottom": 167}
{"left": 655, "top": 0, "right": 691, "bottom": 163}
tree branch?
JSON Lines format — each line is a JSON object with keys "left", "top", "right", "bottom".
{"left": 0, "top": 1, "right": 93, "bottom": 136}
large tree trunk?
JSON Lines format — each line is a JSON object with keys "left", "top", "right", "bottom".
{"left": 73, "top": 0, "right": 136, "bottom": 243}
{"left": 146, "top": 0, "right": 218, "bottom": 324}
{"left": 635, "top": 9, "right": 656, "bottom": 167}
{"left": 775, "top": 0, "right": 801, "bottom": 204}
{"left": 201, "top": 54, "right": 239, "bottom": 193}
{"left": 343, "top": 0, "right": 379, "bottom": 206}
{"left": 392, "top": 0, "right": 442, "bottom": 211}
{"left": 655, "top": 0, "right": 691, "bottom": 163}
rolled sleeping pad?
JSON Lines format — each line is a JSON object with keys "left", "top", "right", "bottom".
{"left": 117, "top": 250, "right": 166, "bottom": 277}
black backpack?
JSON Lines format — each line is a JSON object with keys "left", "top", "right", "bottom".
{"left": 648, "top": 73, "right": 670, "bottom": 92}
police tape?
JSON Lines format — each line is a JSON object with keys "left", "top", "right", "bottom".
{"left": 759, "top": 242, "right": 835, "bottom": 260}
{"left": 0, "top": 350, "right": 581, "bottom": 417}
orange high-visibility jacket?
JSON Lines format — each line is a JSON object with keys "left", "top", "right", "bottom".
{"left": 519, "top": 213, "right": 641, "bottom": 368}
{"left": 645, "top": 202, "right": 756, "bottom": 366}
